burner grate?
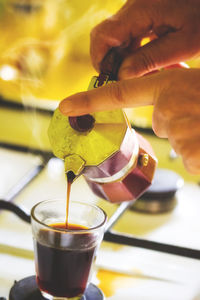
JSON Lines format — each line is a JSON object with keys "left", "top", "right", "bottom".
{"left": 0, "top": 142, "right": 52, "bottom": 222}
{"left": 9, "top": 276, "right": 104, "bottom": 300}
{"left": 0, "top": 142, "right": 200, "bottom": 260}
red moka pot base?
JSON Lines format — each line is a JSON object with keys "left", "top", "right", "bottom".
{"left": 85, "top": 131, "right": 157, "bottom": 203}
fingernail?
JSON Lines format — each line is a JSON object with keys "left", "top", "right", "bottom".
{"left": 59, "top": 99, "right": 72, "bottom": 114}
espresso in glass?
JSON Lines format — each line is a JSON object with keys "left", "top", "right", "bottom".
{"left": 31, "top": 200, "right": 106, "bottom": 300}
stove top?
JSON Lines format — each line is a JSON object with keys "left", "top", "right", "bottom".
{"left": 0, "top": 143, "right": 200, "bottom": 300}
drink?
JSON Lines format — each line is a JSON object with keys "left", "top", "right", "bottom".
{"left": 35, "top": 223, "right": 96, "bottom": 298}
{"left": 31, "top": 200, "right": 107, "bottom": 300}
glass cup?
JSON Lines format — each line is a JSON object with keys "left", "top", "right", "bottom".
{"left": 31, "top": 199, "right": 107, "bottom": 300}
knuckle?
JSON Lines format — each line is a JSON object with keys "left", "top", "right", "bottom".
{"left": 90, "top": 23, "right": 101, "bottom": 37}
{"left": 183, "top": 156, "right": 200, "bottom": 175}
{"left": 136, "top": 50, "right": 157, "bottom": 74}
{"left": 169, "top": 138, "right": 183, "bottom": 155}
{"left": 90, "top": 27, "right": 100, "bottom": 42}
{"left": 91, "top": 19, "right": 112, "bottom": 38}
{"left": 166, "top": 118, "right": 182, "bottom": 138}
{"left": 180, "top": 139, "right": 200, "bottom": 173}
{"left": 90, "top": 24, "right": 106, "bottom": 45}
{"left": 81, "top": 92, "right": 91, "bottom": 111}
{"left": 182, "top": 26, "right": 200, "bottom": 55}
{"left": 107, "top": 83, "right": 125, "bottom": 106}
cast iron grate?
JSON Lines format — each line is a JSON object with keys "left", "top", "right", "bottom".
{"left": 0, "top": 136, "right": 200, "bottom": 259}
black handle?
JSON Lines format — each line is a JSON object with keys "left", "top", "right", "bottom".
{"left": 68, "top": 47, "right": 124, "bottom": 132}
{"left": 100, "top": 47, "right": 124, "bottom": 80}
{"left": 0, "top": 200, "right": 31, "bottom": 223}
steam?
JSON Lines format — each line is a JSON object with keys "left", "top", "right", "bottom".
{"left": 0, "top": 0, "right": 125, "bottom": 149}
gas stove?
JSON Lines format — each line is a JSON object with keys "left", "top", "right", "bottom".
{"left": 0, "top": 101, "right": 200, "bottom": 300}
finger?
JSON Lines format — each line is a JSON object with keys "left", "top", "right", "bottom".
{"left": 166, "top": 117, "right": 200, "bottom": 154}
{"left": 59, "top": 73, "right": 161, "bottom": 116}
{"left": 151, "top": 69, "right": 200, "bottom": 138}
{"left": 181, "top": 139, "right": 200, "bottom": 174}
{"left": 90, "top": 18, "right": 132, "bottom": 72}
{"left": 167, "top": 117, "right": 200, "bottom": 142}
{"left": 168, "top": 137, "right": 200, "bottom": 174}
{"left": 118, "top": 30, "right": 194, "bottom": 79}
{"left": 164, "top": 116, "right": 200, "bottom": 174}
{"left": 90, "top": 3, "right": 153, "bottom": 72}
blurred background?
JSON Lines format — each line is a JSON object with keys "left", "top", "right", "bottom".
{"left": 0, "top": 0, "right": 125, "bottom": 101}
{"left": 0, "top": 0, "right": 199, "bottom": 182}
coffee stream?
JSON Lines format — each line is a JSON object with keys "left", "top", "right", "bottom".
{"left": 50, "top": 170, "right": 85, "bottom": 230}
{"left": 65, "top": 180, "right": 71, "bottom": 229}
{"left": 49, "top": 170, "right": 80, "bottom": 230}
{"left": 65, "top": 171, "right": 76, "bottom": 229}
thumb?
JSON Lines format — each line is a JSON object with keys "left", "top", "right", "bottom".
{"left": 59, "top": 72, "right": 162, "bottom": 116}
{"left": 119, "top": 31, "right": 189, "bottom": 79}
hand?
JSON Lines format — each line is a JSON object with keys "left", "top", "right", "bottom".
{"left": 90, "top": 0, "right": 200, "bottom": 78}
{"left": 59, "top": 68, "right": 200, "bottom": 174}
